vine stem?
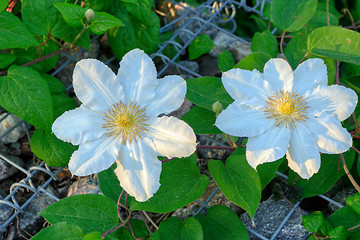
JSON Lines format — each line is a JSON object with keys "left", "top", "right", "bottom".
{"left": 0, "top": 48, "right": 69, "bottom": 76}
{"left": 340, "top": 153, "right": 360, "bottom": 193}
{"left": 197, "top": 145, "right": 235, "bottom": 151}
{"left": 280, "top": 31, "right": 290, "bottom": 65}
{"left": 326, "top": 0, "right": 330, "bottom": 26}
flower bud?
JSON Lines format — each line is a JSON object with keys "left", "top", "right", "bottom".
{"left": 85, "top": 9, "right": 95, "bottom": 20}
{"left": 212, "top": 101, "right": 223, "bottom": 116}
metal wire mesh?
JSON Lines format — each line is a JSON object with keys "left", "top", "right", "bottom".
{"left": 0, "top": 0, "right": 344, "bottom": 239}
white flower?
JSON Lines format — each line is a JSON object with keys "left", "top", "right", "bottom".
{"left": 215, "top": 58, "right": 358, "bottom": 179}
{"left": 52, "top": 49, "right": 197, "bottom": 201}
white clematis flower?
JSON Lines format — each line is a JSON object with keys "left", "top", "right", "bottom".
{"left": 52, "top": 49, "right": 197, "bottom": 202}
{"left": 215, "top": 58, "right": 358, "bottom": 179}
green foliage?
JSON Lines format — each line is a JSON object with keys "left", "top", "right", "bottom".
{"left": 307, "top": 26, "right": 360, "bottom": 65}
{"left": 98, "top": 163, "right": 126, "bottom": 204}
{"left": 90, "top": 12, "right": 124, "bottom": 35}
{"left": 257, "top": 158, "right": 283, "bottom": 189}
{"left": 251, "top": 30, "right": 278, "bottom": 58}
{"left": 0, "top": 53, "right": 16, "bottom": 69}
{"left": 188, "top": 34, "right": 215, "bottom": 60}
{"left": 218, "top": 50, "right": 235, "bottom": 72}
{"left": 329, "top": 226, "right": 350, "bottom": 240}
{"left": 0, "top": 11, "right": 39, "bottom": 49}
{"left": 288, "top": 149, "right": 355, "bottom": 198}
{"left": 0, "top": 65, "right": 53, "bottom": 132}
{"left": 185, "top": 77, "right": 233, "bottom": 110}
{"left": 270, "top": 0, "right": 317, "bottom": 32}
{"left": 131, "top": 154, "right": 209, "bottom": 213}
{"left": 0, "top": 0, "right": 7, "bottom": 11}
{"left": 31, "top": 222, "right": 84, "bottom": 240}
{"left": 195, "top": 205, "right": 249, "bottom": 240}
{"left": 108, "top": 0, "right": 159, "bottom": 59}
{"left": 209, "top": 148, "right": 262, "bottom": 218}
{"left": 53, "top": 3, "right": 86, "bottom": 27}
{"left": 30, "top": 129, "right": 76, "bottom": 167}
{"left": 84, "top": 0, "right": 114, "bottom": 11}
{"left": 303, "top": 211, "right": 327, "bottom": 233}
{"left": 40, "top": 194, "right": 119, "bottom": 234}
{"left": 182, "top": 106, "right": 221, "bottom": 134}
{"left": 346, "top": 193, "right": 360, "bottom": 215}
{"left": 158, "top": 217, "right": 203, "bottom": 240}
{"left": 234, "top": 52, "right": 272, "bottom": 71}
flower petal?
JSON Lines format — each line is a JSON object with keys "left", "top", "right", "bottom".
{"left": 147, "top": 116, "right": 196, "bottom": 158}
{"left": 215, "top": 101, "right": 275, "bottom": 137}
{"left": 115, "top": 138, "right": 161, "bottom": 202}
{"left": 246, "top": 126, "right": 290, "bottom": 169}
{"left": 145, "top": 75, "right": 186, "bottom": 117}
{"left": 117, "top": 49, "right": 158, "bottom": 108}
{"left": 73, "top": 59, "right": 124, "bottom": 112}
{"left": 286, "top": 123, "right": 321, "bottom": 179}
{"left": 306, "top": 85, "right": 358, "bottom": 121}
{"left": 292, "top": 58, "right": 327, "bottom": 95}
{"left": 222, "top": 68, "right": 272, "bottom": 107}
{"left": 306, "top": 114, "right": 352, "bottom": 154}
{"left": 52, "top": 105, "right": 106, "bottom": 145}
{"left": 68, "top": 135, "right": 121, "bottom": 176}
{"left": 263, "top": 58, "right": 293, "bottom": 92}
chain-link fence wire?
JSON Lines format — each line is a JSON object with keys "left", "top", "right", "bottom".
{"left": 0, "top": 0, "right": 345, "bottom": 239}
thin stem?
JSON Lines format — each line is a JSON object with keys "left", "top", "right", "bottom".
{"left": 141, "top": 211, "right": 158, "bottom": 230}
{"left": 326, "top": 0, "right": 330, "bottom": 26}
{"left": 340, "top": 153, "right": 360, "bottom": 193}
{"left": 226, "top": 134, "right": 234, "bottom": 147}
{"left": 0, "top": 48, "right": 69, "bottom": 76}
{"left": 348, "top": 223, "right": 360, "bottom": 231}
{"left": 351, "top": 146, "right": 360, "bottom": 154}
{"left": 299, "top": 52, "right": 310, "bottom": 64}
{"left": 128, "top": 222, "right": 146, "bottom": 240}
{"left": 280, "top": 31, "right": 289, "bottom": 65}
{"left": 335, "top": 60, "right": 339, "bottom": 85}
{"left": 343, "top": 8, "right": 355, "bottom": 27}
{"left": 353, "top": 112, "right": 359, "bottom": 132}
{"left": 352, "top": 130, "right": 360, "bottom": 138}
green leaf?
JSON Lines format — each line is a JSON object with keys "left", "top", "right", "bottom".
{"left": 41, "top": 74, "right": 66, "bottom": 95}
{"left": 329, "top": 226, "right": 350, "bottom": 240}
{"left": 257, "top": 158, "right": 283, "bottom": 189}
{"left": 159, "top": 217, "right": 203, "bottom": 240}
{"left": 131, "top": 154, "right": 209, "bottom": 213}
{"left": 122, "top": 0, "right": 153, "bottom": 22}
{"left": 0, "top": 53, "right": 16, "bottom": 69}
{"left": 84, "top": 0, "right": 114, "bottom": 11}
{"left": 306, "top": 4, "right": 339, "bottom": 32}
{"left": 32, "top": 222, "right": 84, "bottom": 240}
{"left": 0, "top": 11, "right": 39, "bottom": 49}
{"left": 302, "top": 211, "right": 326, "bottom": 233}
{"left": 284, "top": 32, "right": 308, "bottom": 69}
{"left": 82, "top": 231, "right": 117, "bottom": 240}
{"left": 288, "top": 149, "right": 356, "bottom": 198}
{"left": 21, "top": 0, "right": 60, "bottom": 36}
{"left": 234, "top": 52, "right": 272, "bottom": 72}
{"left": 270, "top": 0, "right": 317, "bottom": 32}
{"left": 346, "top": 193, "right": 360, "bottom": 215}
{"left": 52, "top": 93, "right": 77, "bottom": 120}
{"left": 181, "top": 106, "right": 221, "bottom": 134}
{"left": 251, "top": 30, "right": 278, "bottom": 58}
{"left": 307, "top": 26, "right": 360, "bottom": 65}
{"left": 189, "top": 34, "right": 215, "bottom": 60}
{"left": 12, "top": 38, "right": 60, "bottom": 73}
{"left": 327, "top": 206, "right": 360, "bottom": 230}
{"left": 186, "top": 77, "right": 233, "bottom": 110}
{"left": 90, "top": 12, "right": 124, "bottom": 35}
{"left": 209, "top": 148, "right": 262, "bottom": 218}
{"left": 218, "top": 50, "right": 235, "bottom": 72}
{"left": 98, "top": 163, "right": 125, "bottom": 204}
{"left": 195, "top": 205, "right": 249, "bottom": 240}
{"left": 108, "top": 1, "right": 159, "bottom": 59}
{"left": 0, "top": 65, "right": 53, "bottom": 132}
{"left": 54, "top": 3, "right": 85, "bottom": 27}
{"left": 113, "top": 219, "right": 149, "bottom": 239}
{"left": 30, "top": 129, "right": 76, "bottom": 167}
{"left": 0, "top": 0, "right": 7, "bottom": 12}
{"left": 40, "top": 194, "right": 119, "bottom": 233}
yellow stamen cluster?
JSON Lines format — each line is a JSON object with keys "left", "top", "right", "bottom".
{"left": 103, "top": 101, "right": 148, "bottom": 144}
{"left": 264, "top": 90, "right": 309, "bottom": 128}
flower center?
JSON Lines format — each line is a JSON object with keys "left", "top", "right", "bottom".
{"left": 103, "top": 101, "right": 148, "bottom": 144}
{"left": 264, "top": 90, "right": 309, "bottom": 128}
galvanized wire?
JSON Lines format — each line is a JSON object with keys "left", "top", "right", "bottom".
{"left": 0, "top": 1, "right": 344, "bottom": 239}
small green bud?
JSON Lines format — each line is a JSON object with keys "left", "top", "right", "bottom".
{"left": 212, "top": 101, "right": 223, "bottom": 116}
{"left": 85, "top": 9, "right": 95, "bottom": 20}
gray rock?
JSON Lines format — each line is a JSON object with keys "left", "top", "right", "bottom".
{"left": 328, "top": 188, "right": 357, "bottom": 212}
{"left": 67, "top": 177, "right": 102, "bottom": 196}
{"left": 177, "top": 60, "right": 199, "bottom": 74}
{"left": 0, "top": 113, "right": 29, "bottom": 144}
{"left": 241, "top": 196, "right": 309, "bottom": 240}
{"left": 0, "top": 153, "right": 24, "bottom": 181}
{"left": 0, "top": 196, "right": 13, "bottom": 227}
